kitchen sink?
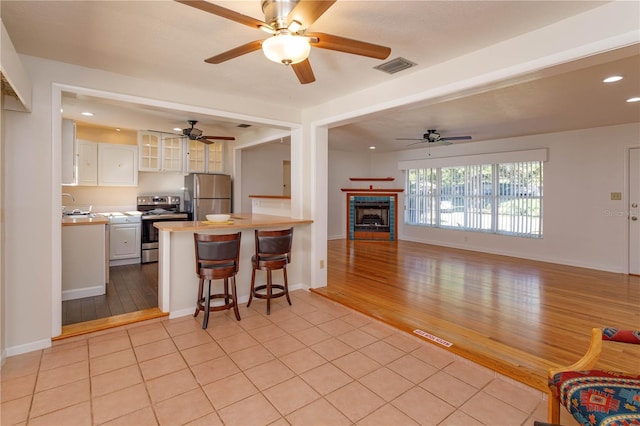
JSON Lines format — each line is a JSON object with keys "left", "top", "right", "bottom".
{"left": 63, "top": 213, "right": 96, "bottom": 219}
{"left": 62, "top": 204, "right": 93, "bottom": 219}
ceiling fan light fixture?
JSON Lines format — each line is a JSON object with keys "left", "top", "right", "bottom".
{"left": 262, "top": 33, "right": 310, "bottom": 65}
{"left": 288, "top": 20, "right": 303, "bottom": 33}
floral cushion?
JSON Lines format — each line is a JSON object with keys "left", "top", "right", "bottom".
{"left": 550, "top": 370, "right": 640, "bottom": 426}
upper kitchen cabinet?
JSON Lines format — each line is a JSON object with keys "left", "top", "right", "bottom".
{"left": 207, "top": 142, "right": 223, "bottom": 173}
{"left": 77, "top": 139, "right": 98, "bottom": 186}
{"left": 98, "top": 144, "right": 138, "bottom": 186}
{"left": 186, "top": 139, "right": 205, "bottom": 173}
{"left": 61, "top": 119, "right": 77, "bottom": 185}
{"left": 138, "top": 131, "right": 160, "bottom": 171}
{"left": 162, "top": 135, "right": 183, "bottom": 172}
{"left": 185, "top": 140, "right": 224, "bottom": 174}
{"left": 138, "top": 131, "right": 183, "bottom": 172}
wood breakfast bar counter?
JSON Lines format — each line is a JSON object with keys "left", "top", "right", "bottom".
{"left": 154, "top": 213, "right": 313, "bottom": 318}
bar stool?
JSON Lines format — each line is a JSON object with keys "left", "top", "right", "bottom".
{"left": 247, "top": 227, "right": 294, "bottom": 315}
{"left": 193, "top": 232, "right": 241, "bottom": 329}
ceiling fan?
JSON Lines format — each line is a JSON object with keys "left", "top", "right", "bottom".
{"left": 397, "top": 130, "right": 472, "bottom": 146}
{"left": 175, "top": 0, "right": 392, "bottom": 84}
{"left": 182, "top": 120, "right": 235, "bottom": 144}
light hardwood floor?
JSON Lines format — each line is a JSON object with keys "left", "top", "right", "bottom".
{"left": 313, "top": 239, "right": 640, "bottom": 392}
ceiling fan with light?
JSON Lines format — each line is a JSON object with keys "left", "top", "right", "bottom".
{"left": 397, "top": 129, "right": 472, "bottom": 146}
{"left": 175, "top": 0, "right": 392, "bottom": 84}
{"left": 182, "top": 120, "right": 235, "bottom": 144}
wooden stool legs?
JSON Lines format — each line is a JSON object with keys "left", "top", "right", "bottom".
{"left": 194, "top": 275, "right": 240, "bottom": 329}
{"left": 247, "top": 267, "right": 292, "bottom": 315}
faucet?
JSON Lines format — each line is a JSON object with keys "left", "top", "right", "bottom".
{"left": 62, "top": 193, "right": 75, "bottom": 202}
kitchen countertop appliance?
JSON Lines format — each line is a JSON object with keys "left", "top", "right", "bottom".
{"left": 184, "top": 173, "right": 231, "bottom": 221}
{"left": 137, "top": 195, "right": 190, "bottom": 263}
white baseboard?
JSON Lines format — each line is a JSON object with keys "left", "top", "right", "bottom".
{"left": 110, "top": 257, "right": 141, "bottom": 267}
{"left": 5, "top": 338, "right": 51, "bottom": 357}
{"left": 62, "top": 285, "right": 105, "bottom": 301}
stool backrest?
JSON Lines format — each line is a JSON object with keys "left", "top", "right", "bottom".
{"left": 255, "top": 227, "right": 294, "bottom": 265}
{"left": 194, "top": 232, "right": 241, "bottom": 274}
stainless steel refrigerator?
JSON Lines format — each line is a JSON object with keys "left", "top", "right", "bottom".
{"left": 184, "top": 173, "right": 232, "bottom": 220}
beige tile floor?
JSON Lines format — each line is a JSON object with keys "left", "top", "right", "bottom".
{"left": 1, "top": 290, "right": 560, "bottom": 426}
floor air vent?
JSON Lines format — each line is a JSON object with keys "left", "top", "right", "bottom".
{"left": 374, "top": 57, "right": 417, "bottom": 75}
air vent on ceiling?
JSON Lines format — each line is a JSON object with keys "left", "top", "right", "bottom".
{"left": 237, "top": 123, "right": 251, "bottom": 128}
{"left": 373, "top": 57, "right": 417, "bottom": 75}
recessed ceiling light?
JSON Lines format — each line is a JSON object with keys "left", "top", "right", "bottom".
{"left": 603, "top": 75, "right": 623, "bottom": 83}
{"left": 115, "top": 128, "right": 121, "bottom": 132}
{"left": 626, "top": 97, "right": 640, "bottom": 103}
{"left": 369, "top": 146, "right": 376, "bottom": 150}
{"left": 173, "top": 127, "right": 181, "bottom": 131}
{"left": 81, "top": 112, "right": 94, "bottom": 116}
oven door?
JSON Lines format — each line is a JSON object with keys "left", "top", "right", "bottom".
{"left": 141, "top": 217, "right": 189, "bottom": 263}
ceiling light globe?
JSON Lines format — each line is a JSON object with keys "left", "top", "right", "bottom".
{"left": 262, "top": 34, "right": 310, "bottom": 65}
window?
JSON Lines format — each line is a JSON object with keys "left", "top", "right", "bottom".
{"left": 406, "top": 160, "right": 543, "bottom": 237}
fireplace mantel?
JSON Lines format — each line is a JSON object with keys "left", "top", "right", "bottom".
{"left": 341, "top": 188, "right": 404, "bottom": 192}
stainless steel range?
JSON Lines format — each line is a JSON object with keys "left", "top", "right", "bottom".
{"left": 137, "top": 196, "right": 190, "bottom": 263}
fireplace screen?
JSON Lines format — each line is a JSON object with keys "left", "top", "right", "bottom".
{"left": 354, "top": 199, "right": 390, "bottom": 232}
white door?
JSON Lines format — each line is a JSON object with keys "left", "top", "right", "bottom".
{"left": 630, "top": 147, "right": 640, "bottom": 275}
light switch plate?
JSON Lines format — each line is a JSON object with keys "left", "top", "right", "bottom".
{"left": 611, "top": 192, "right": 622, "bottom": 200}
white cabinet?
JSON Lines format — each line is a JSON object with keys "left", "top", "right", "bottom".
{"left": 138, "top": 131, "right": 160, "bottom": 171}
{"left": 186, "top": 139, "right": 206, "bottom": 173}
{"left": 98, "top": 144, "right": 138, "bottom": 186}
{"left": 77, "top": 140, "right": 98, "bottom": 186}
{"left": 75, "top": 140, "right": 138, "bottom": 187}
{"left": 62, "top": 224, "right": 106, "bottom": 300}
{"left": 186, "top": 140, "right": 224, "bottom": 173}
{"left": 207, "top": 142, "right": 224, "bottom": 173}
{"left": 109, "top": 223, "right": 141, "bottom": 261}
{"left": 61, "top": 119, "right": 77, "bottom": 185}
{"left": 138, "top": 131, "right": 183, "bottom": 172}
{"left": 161, "top": 135, "right": 183, "bottom": 171}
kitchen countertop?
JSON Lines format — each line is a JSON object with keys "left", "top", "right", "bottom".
{"left": 61, "top": 215, "right": 109, "bottom": 226}
{"left": 153, "top": 213, "right": 312, "bottom": 232}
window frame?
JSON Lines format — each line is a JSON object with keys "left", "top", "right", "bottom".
{"left": 405, "top": 160, "right": 543, "bottom": 238}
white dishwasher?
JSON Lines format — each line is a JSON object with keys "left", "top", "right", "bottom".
{"left": 107, "top": 213, "right": 142, "bottom": 266}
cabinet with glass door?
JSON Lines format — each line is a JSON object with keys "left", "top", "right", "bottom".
{"left": 138, "top": 131, "right": 183, "bottom": 172}
{"left": 185, "top": 140, "right": 223, "bottom": 173}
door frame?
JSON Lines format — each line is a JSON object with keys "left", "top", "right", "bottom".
{"left": 626, "top": 146, "right": 640, "bottom": 274}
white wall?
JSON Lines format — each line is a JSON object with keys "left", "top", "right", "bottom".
{"left": 240, "top": 143, "right": 290, "bottom": 213}
{"left": 357, "top": 123, "right": 639, "bottom": 273}
{"left": 327, "top": 150, "right": 371, "bottom": 239}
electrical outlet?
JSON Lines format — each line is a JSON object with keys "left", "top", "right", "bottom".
{"left": 611, "top": 192, "right": 622, "bottom": 200}
{"left": 320, "top": 260, "right": 324, "bottom": 269}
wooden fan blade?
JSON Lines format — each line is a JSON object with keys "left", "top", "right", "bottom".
{"left": 202, "top": 136, "right": 236, "bottom": 140}
{"left": 288, "top": 0, "right": 336, "bottom": 28}
{"left": 441, "top": 136, "right": 472, "bottom": 141}
{"left": 175, "top": 0, "right": 268, "bottom": 31}
{"left": 205, "top": 40, "right": 263, "bottom": 64}
{"left": 306, "top": 32, "right": 391, "bottom": 59}
{"left": 292, "top": 59, "right": 316, "bottom": 84}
